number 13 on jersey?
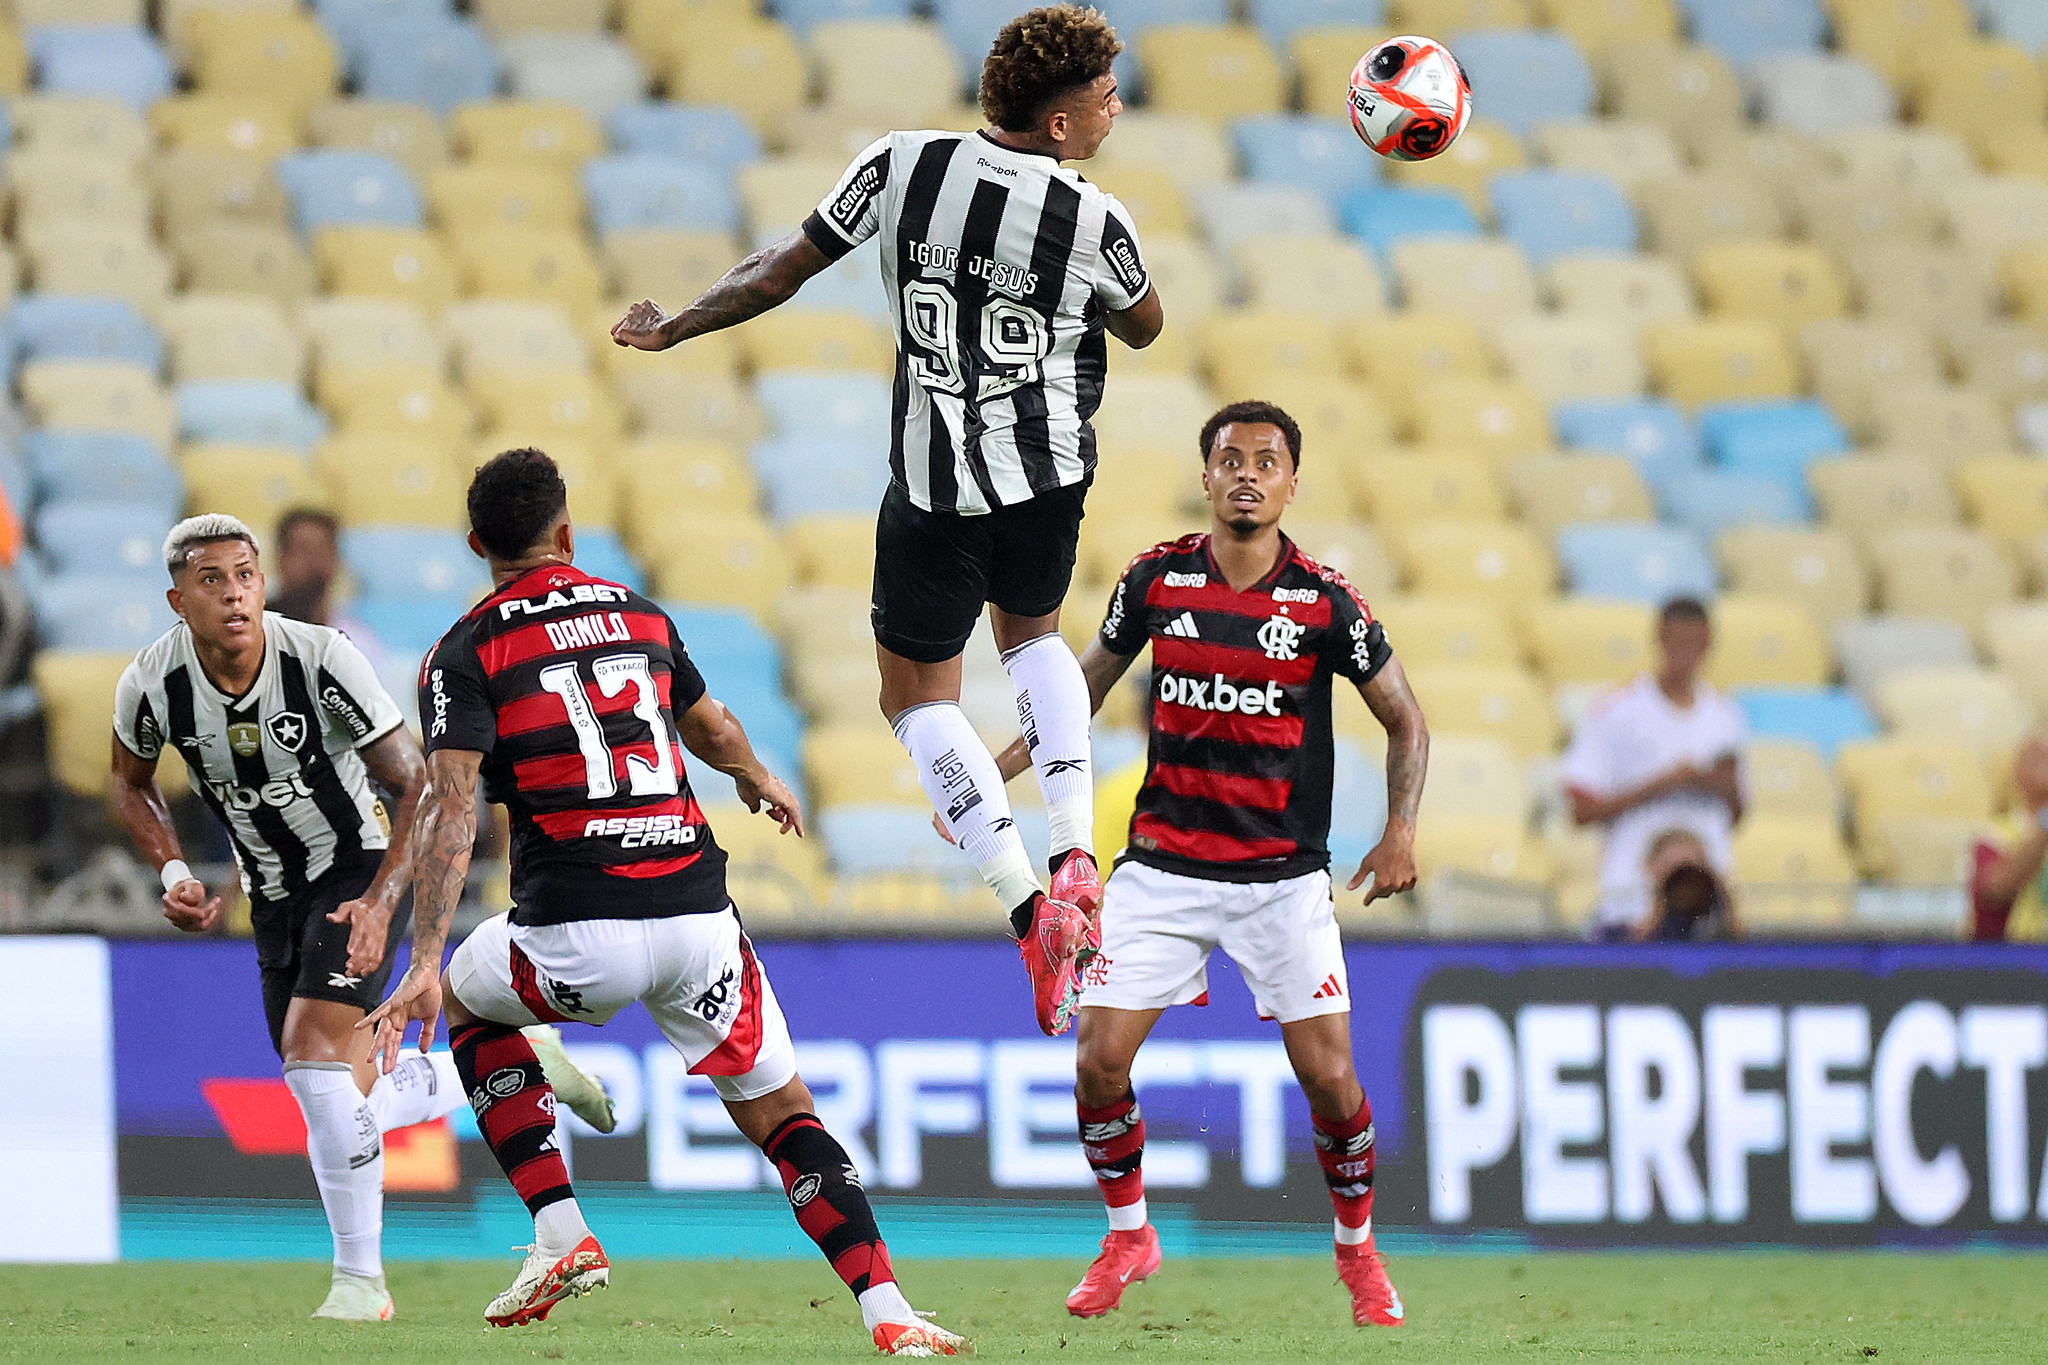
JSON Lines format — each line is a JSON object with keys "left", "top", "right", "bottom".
{"left": 538, "top": 653, "right": 679, "bottom": 800}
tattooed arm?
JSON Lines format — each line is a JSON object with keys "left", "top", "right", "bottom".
{"left": 360, "top": 748, "right": 482, "bottom": 1071}
{"left": 330, "top": 726, "right": 428, "bottom": 978}
{"left": 1346, "top": 655, "right": 1429, "bottom": 904}
{"left": 610, "top": 231, "right": 834, "bottom": 352}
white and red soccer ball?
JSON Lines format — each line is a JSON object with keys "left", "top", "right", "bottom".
{"left": 1347, "top": 35, "right": 1471, "bottom": 162}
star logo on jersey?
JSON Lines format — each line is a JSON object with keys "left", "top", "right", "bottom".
{"left": 265, "top": 711, "right": 309, "bottom": 754}
{"left": 1257, "top": 614, "right": 1306, "bottom": 661}
{"left": 227, "top": 721, "right": 262, "bottom": 757}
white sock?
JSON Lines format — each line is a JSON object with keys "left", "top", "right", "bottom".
{"left": 892, "top": 701, "right": 1040, "bottom": 911}
{"left": 1003, "top": 634, "right": 1095, "bottom": 862}
{"left": 534, "top": 1197, "right": 591, "bottom": 1258}
{"left": 366, "top": 1051, "right": 465, "bottom": 1132}
{"left": 857, "top": 1279, "right": 917, "bottom": 1331}
{"left": 283, "top": 1061, "right": 384, "bottom": 1278}
{"left": 1107, "top": 1196, "right": 1148, "bottom": 1232}
{"left": 1336, "top": 1215, "right": 1372, "bottom": 1246}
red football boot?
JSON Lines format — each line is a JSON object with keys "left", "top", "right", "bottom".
{"left": 1065, "top": 1225, "right": 1162, "bottom": 1317}
{"left": 1336, "top": 1239, "right": 1405, "bottom": 1327}
{"left": 1017, "top": 892, "right": 1086, "bottom": 1036}
{"left": 1049, "top": 849, "right": 1104, "bottom": 959}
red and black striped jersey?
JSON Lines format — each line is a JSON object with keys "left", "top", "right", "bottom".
{"left": 420, "top": 564, "right": 726, "bottom": 926}
{"left": 1099, "top": 532, "right": 1392, "bottom": 884}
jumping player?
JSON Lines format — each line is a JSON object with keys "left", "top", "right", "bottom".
{"left": 364, "top": 449, "right": 966, "bottom": 1355}
{"left": 108, "top": 514, "right": 610, "bottom": 1322}
{"left": 988, "top": 403, "right": 1428, "bottom": 1325}
{"left": 611, "top": 4, "right": 1166, "bottom": 1036}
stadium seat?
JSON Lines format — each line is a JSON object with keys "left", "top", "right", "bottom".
{"left": 1415, "top": 819, "right": 1555, "bottom": 889}
{"left": 316, "top": 432, "right": 464, "bottom": 527}
{"left": 666, "top": 20, "right": 807, "bottom": 135}
{"left": 1450, "top": 31, "right": 1592, "bottom": 138}
{"left": 1554, "top": 521, "right": 1714, "bottom": 604}
{"left": 21, "top": 359, "right": 176, "bottom": 445}
{"left": 1715, "top": 524, "right": 1867, "bottom": 627}
{"left": 159, "top": 295, "right": 304, "bottom": 386}
{"left": 177, "top": 443, "right": 325, "bottom": 539}
{"left": 1633, "top": 175, "right": 1787, "bottom": 263}
{"left": 1873, "top": 665, "right": 2032, "bottom": 757}
{"left": 27, "top": 26, "right": 173, "bottom": 115}
{"left": 151, "top": 150, "right": 290, "bottom": 240}
{"left": 33, "top": 500, "right": 171, "bottom": 578}
{"left": 1136, "top": 235, "right": 1226, "bottom": 323}
{"left": 1865, "top": 384, "right": 2014, "bottom": 461}
{"left": 469, "top": 0, "right": 610, "bottom": 32}
{"left": 1391, "top": 239, "right": 1538, "bottom": 321}
{"left": 498, "top": 32, "right": 647, "bottom": 120}
{"left": 1951, "top": 322, "right": 2048, "bottom": 413}
{"left": 1842, "top": 242, "right": 1997, "bottom": 347}
{"left": 1552, "top": 397, "right": 1701, "bottom": 487}
{"left": 1250, "top": 377, "right": 1395, "bottom": 457}
{"left": 1914, "top": 40, "right": 2045, "bottom": 154}
{"left": 1542, "top": 253, "right": 1694, "bottom": 333}
{"left": 312, "top": 226, "right": 458, "bottom": 309}
{"left": 1520, "top": 595, "right": 1655, "bottom": 685}
{"left": 603, "top": 228, "right": 743, "bottom": 309}
{"left": 1372, "top": 594, "right": 1518, "bottom": 668}
{"left": 1491, "top": 316, "right": 1643, "bottom": 403}
{"left": 1340, "top": 187, "right": 1480, "bottom": 259}
{"left": 1284, "top": 26, "right": 1388, "bottom": 112}
{"left": 468, "top": 369, "right": 623, "bottom": 449}
{"left": 752, "top": 370, "right": 891, "bottom": 443}
{"left": 12, "top": 94, "right": 148, "bottom": 163}
{"left": 1832, "top": 614, "right": 1976, "bottom": 697}
{"left": 734, "top": 156, "right": 845, "bottom": 239}
{"left": 185, "top": 9, "right": 339, "bottom": 116}
{"left": 1409, "top": 378, "right": 1551, "bottom": 459}
{"left": 1530, "top": 119, "right": 1682, "bottom": 189}
{"left": 1693, "top": 121, "right": 1832, "bottom": 196}
{"left": 805, "top": 20, "right": 961, "bottom": 125}
{"left": 1600, "top": 40, "right": 1744, "bottom": 146}
{"left": 566, "top": 526, "right": 645, "bottom": 593}
{"left": 1735, "top": 685, "right": 1877, "bottom": 760}
{"left": 1807, "top": 455, "right": 1958, "bottom": 551}
{"left": 1955, "top": 457, "right": 2048, "bottom": 551}
{"left": 605, "top": 102, "right": 760, "bottom": 168}
{"left": 36, "top": 648, "right": 192, "bottom": 796}
{"left": 1190, "top": 184, "right": 1333, "bottom": 252}
{"left": 1982, "top": 602, "right": 2048, "bottom": 711}
{"left": 1488, "top": 171, "right": 1636, "bottom": 265}
{"left": 30, "top": 573, "right": 178, "bottom": 653}
{"left": 582, "top": 154, "right": 740, "bottom": 236}
{"left": 1741, "top": 735, "right": 1838, "bottom": 820}
{"left": 11, "top": 296, "right": 160, "bottom": 371}
{"left": 354, "top": 16, "right": 503, "bottom": 117}
{"left": 24, "top": 431, "right": 180, "bottom": 517}
{"left": 1642, "top": 318, "right": 1798, "bottom": 409}
{"left": 619, "top": 441, "right": 762, "bottom": 554}
{"left": 455, "top": 228, "right": 605, "bottom": 311}
{"left": 1200, "top": 309, "right": 1344, "bottom": 396}
{"left": 1687, "top": 0, "right": 1826, "bottom": 66}
{"left": 1504, "top": 453, "right": 1653, "bottom": 534}
{"left": 6, "top": 150, "right": 151, "bottom": 231}
{"left": 429, "top": 163, "right": 581, "bottom": 235}
{"left": 1748, "top": 53, "right": 1894, "bottom": 136}
{"left": 609, "top": 368, "right": 760, "bottom": 446}
{"left": 445, "top": 299, "right": 587, "bottom": 377}
{"left": 1869, "top": 526, "right": 2019, "bottom": 632}
{"left": 19, "top": 220, "right": 172, "bottom": 315}
{"left": 1341, "top": 314, "right": 1492, "bottom": 421}
{"left": 784, "top": 512, "right": 879, "bottom": 590}
{"left": 1788, "top": 176, "right": 1946, "bottom": 264}
{"left": 1229, "top": 235, "right": 1386, "bottom": 319}
{"left": 1397, "top": 663, "right": 1557, "bottom": 758}
{"left": 306, "top": 99, "right": 450, "bottom": 181}
{"left": 1691, "top": 243, "right": 1847, "bottom": 338}
{"left": 176, "top": 380, "right": 328, "bottom": 452}
{"left": 1351, "top": 452, "right": 1503, "bottom": 524}
{"left": 750, "top": 436, "right": 891, "bottom": 519}
{"left": 1383, "top": 118, "right": 1527, "bottom": 218}
{"left": 1232, "top": 115, "right": 1377, "bottom": 213}
{"left": 341, "top": 525, "right": 490, "bottom": 598}
{"left": 274, "top": 152, "right": 424, "bottom": 235}
{"left": 804, "top": 727, "right": 925, "bottom": 815}
{"left": 1977, "top": 0, "right": 2048, "bottom": 46}
{"left": 1837, "top": 737, "right": 1993, "bottom": 832}
{"left": 318, "top": 368, "right": 470, "bottom": 445}
{"left": 1830, "top": 0, "right": 1975, "bottom": 84}
{"left": 1389, "top": 520, "right": 1555, "bottom": 605}
{"left": 1244, "top": 0, "right": 1383, "bottom": 45}
{"left": 1730, "top": 817, "right": 1855, "bottom": 930}
{"left": 1701, "top": 593, "right": 1828, "bottom": 688}
{"left": 1699, "top": 399, "right": 1846, "bottom": 496}
{"left": 1795, "top": 319, "right": 1943, "bottom": 437}
{"left": 452, "top": 100, "right": 602, "bottom": 169}
{"left": 175, "top": 220, "right": 316, "bottom": 301}
{"left": 736, "top": 310, "right": 890, "bottom": 375}
{"left": 1418, "top": 732, "right": 1529, "bottom": 825}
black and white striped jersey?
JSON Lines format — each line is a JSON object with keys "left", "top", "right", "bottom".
{"left": 113, "top": 615, "right": 405, "bottom": 902}
{"left": 802, "top": 129, "right": 1152, "bottom": 516}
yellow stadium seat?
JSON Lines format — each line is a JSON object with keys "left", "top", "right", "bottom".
{"left": 1079, "top": 511, "right": 1204, "bottom": 587}
{"left": 1399, "top": 663, "right": 1557, "bottom": 758}
{"left": 1641, "top": 317, "right": 1797, "bottom": 408}
{"left": 2027, "top": 533, "right": 2048, "bottom": 596}
{"left": 159, "top": 293, "right": 305, "bottom": 385}
{"left": 160, "top": 0, "right": 297, "bottom": 52}
{"left": 1976, "top": 124, "right": 2048, "bottom": 178}
{"left": 1789, "top": 174, "right": 1946, "bottom": 262}
{"left": 1865, "top": 383, "right": 2015, "bottom": 461}
{"left": 1952, "top": 322, "right": 2048, "bottom": 412}
{"left": 1389, "top": 520, "right": 1555, "bottom": 605}
{"left": 1283, "top": 520, "right": 1399, "bottom": 600}
{"left": 468, "top": 369, "right": 624, "bottom": 451}
{"left": 1808, "top": 454, "right": 1958, "bottom": 550}
{"left": 1940, "top": 176, "right": 2048, "bottom": 273}
{"left": 1085, "top": 111, "right": 1235, "bottom": 191}
{"left": 149, "top": 94, "right": 298, "bottom": 162}
{"left": 4, "top": 151, "right": 149, "bottom": 229}
{"left": 1827, "top": 123, "right": 1975, "bottom": 184}
{"left": 1391, "top": 239, "right": 1539, "bottom": 323}
{"left": 1198, "top": 310, "right": 1344, "bottom": 396}
{"left": 1420, "top": 732, "right": 1530, "bottom": 824}
{"left": 1796, "top": 318, "right": 1943, "bottom": 437}
{"left": 312, "top": 226, "right": 458, "bottom": 309}
{"left": 1491, "top": 315, "right": 1644, "bottom": 403}
{"left": 0, "top": 21, "right": 24, "bottom": 97}
{"left": 1714, "top": 524, "right": 1868, "bottom": 627}
{"left": 1912, "top": 40, "right": 2045, "bottom": 153}
{"left": 1982, "top": 603, "right": 2048, "bottom": 712}
{"left": 1634, "top": 174, "right": 1787, "bottom": 261}
{"left": 1416, "top": 819, "right": 1555, "bottom": 887}
{"left": 646, "top": 516, "right": 788, "bottom": 613}
{"left": 473, "top": 0, "right": 611, "bottom": 33}
{"left": 314, "top": 432, "right": 465, "bottom": 528}
{"left": 428, "top": 163, "right": 580, "bottom": 235}
{"left": 1231, "top": 235, "right": 1386, "bottom": 319}
{"left": 1078, "top": 164, "right": 1190, "bottom": 238}
{"left": 1116, "top": 320, "right": 1204, "bottom": 380}
{"left": 178, "top": 443, "right": 327, "bottom": 541}
{"left": 307, "top": 100, "right": 449, "bottom": 181}
{"left": 1372, "top": 594, "right": 1519, "bottom": 668}
{"left": 1701, "top": 594, "right": 1829, "bottom": 688}
{"left": 1352, "top": 452, "right": 1505, "bottom": 524}
{"left": 812, "top": 19, "right": 963, "bottom": 125}
{"left": 13, "top": 94, "right": 149, "bottom": 164}
{"left": 1690, "top": 124, "right": 1833, "bottom": 196}
{"left": 778, "top": 585, "right": 882, "bottom": 671}
{"left": 171, "top": 220, "right": 316, "bottom": 301}
{"left": 1287, "top": 26, "right": 1394, "bottom": 108}
{"left": 152, "top": 150, "right": 290, "bottom": 238}
{"left": 1341, "top": 313, "right": 1494, "bottom": 426}
{"left": 1842, "top": 241, "right": 1997, "bottom": 344}
{"left": 2003, "top": 245, "right": 2048, "bottom": 325}
{"left": 1249, "top": 378, "right": 1395, "bottom": 461}
{"left": 1831, "top": 0, "right": 1975, "bottom": 84}
{"left": 20, "top": 359, "right": 173, "bottom": 444}
{"left": 667, "top": 20, "right": 807, "bottom": 135}
{"left": 321, "top": 368, "right": 476, "bottom": 445}
{"left": 1871, "top": 526, "right": 2019, "bottom": 632}
{"left": 1530, "top": 118, "right": 1682, "bottom": 189}
{"left": 735, "top": 156, "right": 845, "bottom": 238}
{"left": 735, "top": 309, "right": 892, "bottom": 374}
{"left": 1090, "top": 444, "right": 1199, "bottom": 521}
{"left": 1955, "top": 457, "right": 2048, "bottom": 551}
{"left": 1385, "top": 116, "right": 1526, "bottom": 216}
{"left": 620, "top": 0, "right": 755, "bottom": 70}
{"left": 804, "top": 726, "right": 925, "bottom": 810}
{"left": 185, "top": 10, "right": 338, "bottom": 116}
{"left": 444, "top": 300, "right": 589, "bottom": 378}
{"left": 1409, "top": 378, "right": 1552, "bottom": 459}
{"left": 1503, "top": 452, "right": 1653, "bottom": 534}
{"left": 450, "top": 100, "right": 602, "bottom": 169}
{"left": 1139, "top": 24, "right": 1284, "bottom": 123}
{"left": 1730, "top": 818, "right": 1855, "bottom": 930}
{"left": 1600, "top": 40, "right": 1745, "bottom": 145}
{"left": 707, "top": 796, "right": 832, "bottom": 907}
{"left": 462, "top": 436, "right": 617, "bottom": 528}
{"left": 1538, "top": 0, "right": 1677, "bottom": 54}
{"left": 1125, "top": 236, "right": 1221, "bottom": 328}
{"left": 1082, "top": 374, "right": 1217, "bottom": 453}
{"left": 603, "top": 229, "right": 738, "bottom": 309}
{"left": 1691, "top": 242, "right": 1847, "bottom": 337}
{"left": 609, "top": 367, "right": 760, "bottom": 445}
{"left": 1857, "top": 813, "right": 1982, "bottom": 885}
{"left": 36, "top": 651, "right": 188, "bottom": 798}
{"left": 1541, "top": 252, "right": 1695, "bottom": 331}
{"left": 300, "top": 297, "right": 446, "bottom": 376}
{"left": 1838, "top": 737, "right": 1994, "bottom": 828}
{"left": 1519, "top": 596, "right": 1653, "bottom": 686}
{"left": 455, "top": 228, "right": 606, "bottom": 312}
{"left": 1873, "top": 665, "right": 2033, "bottom": 757}
{"left": 1743, "top": 737, "right": 1839, "bottom": 821}
{"left": 617, "top": 440, "right": 761, "bottom": 553}
{"left": 1399, "top": 0, "right": 1533, "bottom": 27}
{"left": 785, "top": 512, "right": 877, "bottom": 590}
{"left": 16, "top": 0, "right": 141, "bottom": 24}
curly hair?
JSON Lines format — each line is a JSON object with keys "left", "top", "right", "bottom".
{"left": 1199, "top": 401, "right": 1303, "bottom": 470}
{"left": 980, "top": 5, "right": 1123, "bottom": 134}
{"left": 468, "top": 447, "right": 568, "bottom": 561}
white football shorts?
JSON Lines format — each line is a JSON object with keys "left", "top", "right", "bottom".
{"left": 448, "top": 905, "right": 797, "bottom": 1101}
{"left": 1078, "top": 860, "right": 1350, "bottom": 1023}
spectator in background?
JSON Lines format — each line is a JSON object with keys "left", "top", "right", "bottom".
{"left": 264, "top": 508, "right": 386, "bottom": 677}
{"left": 1971, "top": 734, "right": 2048, "bottom": 941}
{"left": 1634, "top": 829, "right": 1740, "bottom": 941}
{"left": 1561, "top": 598, "right": 1747, "bottom": 941}
{"left": 0, "top": 470, "right": 25, "bottom": 687}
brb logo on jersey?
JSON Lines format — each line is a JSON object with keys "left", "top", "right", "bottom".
{"left": 1257, "top": 614, "right": 1306, "bottom": 661}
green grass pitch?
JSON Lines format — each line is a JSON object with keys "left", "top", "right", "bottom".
{"left": 0, "top": 1254, "right": 2040, "bottom": 1363}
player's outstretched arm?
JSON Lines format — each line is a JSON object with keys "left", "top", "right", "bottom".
{"left": 109, "top": 733, "right": 222, "bottom": 933}
{"left": 676, "top": 693, "right": 805, "bottom": 836}
{"left": 1105, "top": 287, "right": 1165, "bottom": 350}
{"left": 991, "top": 637, "right": 1136, "bottom": 783}
{"left": 362, "top": 747, "right": 481, "bottom": 1071}
{"left": 1349, "top": 656, "right": 1428, "bottom": 904}
{"left": 611, "top": 230, "right": 834, "bottom": 351}
{"left": 328, "top": 726, "right": 427, "bottom": 979}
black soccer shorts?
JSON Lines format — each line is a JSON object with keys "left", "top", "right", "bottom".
{"left": 252, "top": 849, "right": 409, "bottom": 1055}
{"left": 870, "top": 478, "right": 1089, "bottom": 664}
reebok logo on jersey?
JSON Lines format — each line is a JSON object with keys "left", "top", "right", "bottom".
{"left": 1161, "top": 611, "right": 1200, "bottom": 639}
{"left": 1157, "top": 672, "right": 1286, "bottom": 716}
{"left": 1043, "top": 758, "right": 1087, "bottom": 776}
{"left": 327, "top": 970, "right": 363, "bottom": 989}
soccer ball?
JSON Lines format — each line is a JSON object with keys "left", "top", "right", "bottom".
{"left": 1347, "top": 36, "right": 1471, "bottom": 162}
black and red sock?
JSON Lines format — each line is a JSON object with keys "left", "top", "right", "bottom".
{"left": 450, "top": 1020, "right": 573, "bottom": 1215}
{"left": 761, "top": 1113, "right": 894, "bottom": 1295}
{"left": 1078, "top": 1092, "right": 1146, "bottom": 1225}
{"left": 1313, "top": 1094, "right": 1376, "bottom": 1239}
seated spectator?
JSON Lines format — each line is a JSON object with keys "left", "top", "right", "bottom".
{"left": 1561, "top": 597, "right": 1747, "bottom": 941}
{"left": 1635, "top": 828, "right": 1740, "bottom": 941}
{"left": 1971, "top": 734, "right": 2048, "bottom": 942}
{"left": 264, "top": 507, "right": 386, "bottom": 675}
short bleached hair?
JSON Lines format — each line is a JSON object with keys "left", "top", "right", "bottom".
{"left": 164, "top": 514, "right": 261, "bottom": 578}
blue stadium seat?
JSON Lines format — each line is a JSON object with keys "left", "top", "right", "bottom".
{"left": 755, "top": 372, "right": 892, "bottom": 441}
{"left": 581, "top": 155, "right": 740, "bottom": 236}
{"left": 12, "top": 296, "right": 162, "bottom": 373}
{"left": 1489, "top": 171, "right": 1635, "bottom": 265}
{"left": 354, "top": 16, "right": 501, "bottom": 116}
{"left": 315, "top": 0, "right": 456, "bottom": 70}
{"left": 341, "top": 527, "right": 489, "bottom": 598}
{"left": 572, "top": 527, "right": 646, "bottom": 594}
{"left": 785, "top": 239, "right": 888, "bottom": 321}
{"left": 1682, "top": 0, "right": 1826, "bottom": 66}
{"left": 1699, "top": 399, "right": 1846, "bottom": 497}
{"left": 1979, "top": 0, "right": 2048, "bottom": 48}
{"left": 1734, "top": 687, "right": 1876, "bottom": 760}
{"left": 935, "top": 0, "right": 1030, "bottom": 72}
{"left": 1659, "top": 469, "right": 1806, "bottom": 542}
{"left": 24, "top": 432, "right": 181, "bottom": 518}
{"left": 1340, "top": 187, "right": 1479, "bottom": 259}
{"left": 175, "top": 382, "right": 330, "bottom": 452}
{"left": 819, "top": 805, "right": 967, "bottom": 875}
{"left": 1555, "top": 522, "right": 1717, "bottom": 604}
{"left": 0, "top": 447, "right": 25, "bottom": 514}
{"left": 774, "top": 0, "right": 912, "bottom": 28}
{"left": 604, "top": 103, "right": 761, "bottom": 169}
{"left": 1553, "top": 398, "right": 1702, "bottom": 491}
{"left": 27, "top": 27, "right": 174, "bottom": 114}
{"left": 274, "top": 152, "right": 424, "bottom": 235}
{"left": 1449, "top": 31, "right": 1592, "bottom": 137}
{"left": 1233, "top": 116, "right": 1379, "bottom": 214}
{"left": 750, "top": 437, "right": 892, "bottom": 519}
{"left": 347, "top": 593, "right": 473, "bottom": 655}
{"left": 31, "top": 574, "right": 177, "bottom": 652}
{"left": 32, "top": 501, "right": 172, "bottom": 578}
{"left": 663, "top": 603, "right": 782, "bottom": 680}
{"left": 1327, "top": 736, "right": 1390, "bottom": 874}
{"left": 713, "top": 682, "right": 803, "bottom": 773}
{"left": 1248, "top": 0, "right": 1386, "bottom": 45}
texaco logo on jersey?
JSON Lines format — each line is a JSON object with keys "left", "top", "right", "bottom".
{"left": 1257, "top": 614, "right": 1306, "bottom": 661}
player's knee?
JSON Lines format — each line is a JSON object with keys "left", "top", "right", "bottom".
{"left": 1294, "top": 1055, "right": 1358, "bottom": 1113}
{"left": 1073, "top": 1050, "right": 1132, "bottom": 1108}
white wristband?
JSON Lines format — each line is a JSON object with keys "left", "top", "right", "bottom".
{"left": 160, "top": 860, "right": 194, "bottom": 893}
